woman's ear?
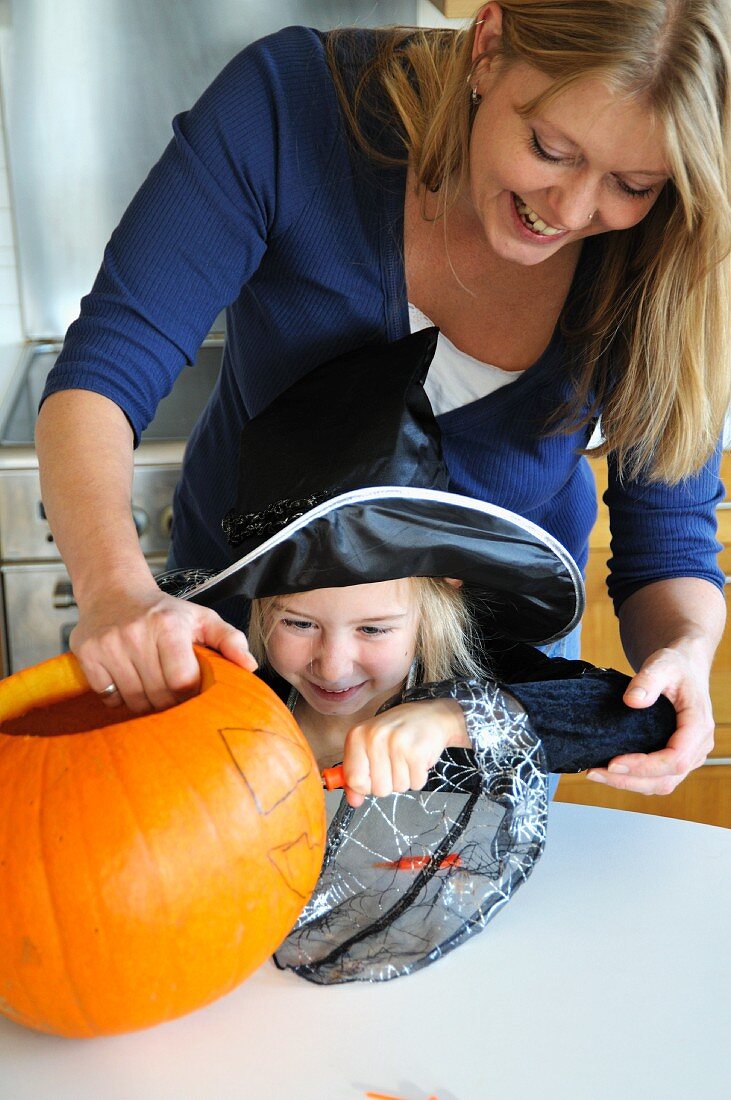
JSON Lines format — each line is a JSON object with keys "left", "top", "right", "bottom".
{"left": 472, "top": 3, "right": 504, "bottom": 67}
{"left": 443, "top": 577, "right": 464, "bottom": 589}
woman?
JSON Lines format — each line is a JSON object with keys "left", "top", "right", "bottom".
{"left": 35, "top": 2, "right": 730, "bottom": 800}
{"left": 159, "top": 327, "right": 673, "bottom": 818}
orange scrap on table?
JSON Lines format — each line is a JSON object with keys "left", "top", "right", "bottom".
{"left": 360, "top": 1091, "right": 435, "bottom": 1100}
{"left": 365, "top": 1094, "right": 440, "bottom": 1100}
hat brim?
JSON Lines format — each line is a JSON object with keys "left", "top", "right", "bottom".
{"left": 183, "top": 487, "right": 584, "bottom": 645}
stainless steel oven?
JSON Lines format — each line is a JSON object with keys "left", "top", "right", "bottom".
{"left": 0, "top": 341, "right": 222, "bottom": 675}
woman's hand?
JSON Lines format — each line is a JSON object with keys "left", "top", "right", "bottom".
{"left": 339, "top": 698, "right": 470, "bottom": 808}
{"left": 71, "top": 579, "right": 257, "bottom": 713}
{"left": 35, "top": 391, "right": 257, "bottom": 711}
{"left": 587, "top": 576, "right": 724, "bottom": 795}
{"left": 586, "top": 643, "right": 714, "bottom": 794}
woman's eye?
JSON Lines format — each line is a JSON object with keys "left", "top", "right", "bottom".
{"left": 530, "top": 130, "right": 657, "bottom": 200}
{"left": 528, "top": 130, "right": 565, "bottom": 164}
{"left": 614, "top": 177, "right": 655, "bottom": 200}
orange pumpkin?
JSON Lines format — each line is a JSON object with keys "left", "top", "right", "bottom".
{"left": 0, "top": 646, "right": 326, "bottom": 1037}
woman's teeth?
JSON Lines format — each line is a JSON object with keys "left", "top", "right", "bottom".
{"left": 514, "top": 195, "right": 562, "bottom": 236}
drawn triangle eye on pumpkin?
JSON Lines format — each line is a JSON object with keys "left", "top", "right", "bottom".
{"left": 217, "top": 726, "right": 316, "bottom": 815}
{"left": 268, "top": 833, "right": 325, "bottom": 899}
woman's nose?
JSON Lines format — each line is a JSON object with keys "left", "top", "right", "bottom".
{"left": 546, "top": 175, "right": 599, "bottom": 231}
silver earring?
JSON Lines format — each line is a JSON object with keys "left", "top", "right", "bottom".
{"left": 470, "top": 86, "right": 482, "bottom": 106}
{"left": 587, "top": 211, "right": 595, "bottom": 223}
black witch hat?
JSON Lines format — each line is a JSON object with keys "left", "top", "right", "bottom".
{"left": 174, "top": 328, "right": 584, "bottom": 645}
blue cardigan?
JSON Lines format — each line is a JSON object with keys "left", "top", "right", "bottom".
{"left": 43, "top": 25, "right": 724, "bottom": 611}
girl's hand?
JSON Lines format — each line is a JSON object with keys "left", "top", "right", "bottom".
{"left": 586, "top": 644, "right": 715, "bottom": 795}
{"left": 70, "top": 580, "right": 257, "bottom": 713}
{"left": 340, "top": 699, "right": 470, "bottom": 808}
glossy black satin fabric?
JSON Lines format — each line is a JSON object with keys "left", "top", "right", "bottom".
{"left": 203, "top": 326, "right": 584, "bottom": 643}
{"left": 190, "top": 497, "right": 583, "bottom": 644}
{"left": 225, "top": 327, "right": 446, "bottom": 558}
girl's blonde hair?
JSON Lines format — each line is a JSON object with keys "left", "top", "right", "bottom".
{"left": 248, "top": 577, "right": 486, "bottom": 683}
{"left": 326, "top": 1, "right": 731, "bottom": 483}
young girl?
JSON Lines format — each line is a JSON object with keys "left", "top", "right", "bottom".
{"left": 158, "top": 332, "right": 675, "bottom": 983}
{"left": 249, "top": 577, "right": 482, "bottom": 807}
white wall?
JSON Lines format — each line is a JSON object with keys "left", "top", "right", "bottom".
{"left": 0, "top": 90, "right": 21, "bottom": 347}
{"left": 416, "top": 1, "right": 468, "bottom": 27}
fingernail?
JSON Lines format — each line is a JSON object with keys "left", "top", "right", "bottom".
{"left": 608, "top": 763, "right": 629, "bottom": 774}
{"left": 586, "top": 771, "right": 606, "bottom": 783}
{"left": 626, "top": 686, "right": 647, "bottom": 700}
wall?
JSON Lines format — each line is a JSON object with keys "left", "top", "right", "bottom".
{"left": 417, "top": 0, "right": 466, "bottom": 26}
{"left": 0, "top": 104, "right": 20, "bottom": 343}
{"left": 0, "top": 0, "right": 729, "bottom": 442}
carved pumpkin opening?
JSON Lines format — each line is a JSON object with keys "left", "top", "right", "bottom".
{"left": 0, "top": 650, "right": 216, "bottom": 736}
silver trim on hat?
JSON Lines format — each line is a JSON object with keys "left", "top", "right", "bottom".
{"left": 181, "top": 485, "right": 585, "bottom": 642}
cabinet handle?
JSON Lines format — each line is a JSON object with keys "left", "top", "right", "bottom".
{"left": 719, "top": 501, "right": 731, "bottom": 510}
{"left": 53, "top": 580, "right": 77, "bottom": 609}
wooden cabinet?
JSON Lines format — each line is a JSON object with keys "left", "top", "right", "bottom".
{"left": 556, "top": 453, "right": 731, "bottom": 828}
{"left": 427, "top": 1, "right": 479, "bottom": 16}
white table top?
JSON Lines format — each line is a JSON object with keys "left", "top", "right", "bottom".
{"left": 1, "top": 803, "right": 729, "bottom": 1100}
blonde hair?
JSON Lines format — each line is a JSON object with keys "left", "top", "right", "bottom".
{"left": 325, "top": 1, "right": 731, "bottom": 483}
{"left": 248, "top": 577, "right": 485, "bottom": 684}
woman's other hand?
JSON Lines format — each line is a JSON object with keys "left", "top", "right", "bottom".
{"left": 339, "top": 698, "right": 470, "bottom": 809}
{"left": 71, "top": 579, "right": 257, "bottom": 713}
{"left": 587, "top": 578, "right": 723, "bottom": 795}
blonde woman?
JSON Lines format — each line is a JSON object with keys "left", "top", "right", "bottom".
{"left": 157, "top": 324, "right": 674, "bottom": 814}
{"left": 36, "top": 2, "right": 730, "bottom": 802}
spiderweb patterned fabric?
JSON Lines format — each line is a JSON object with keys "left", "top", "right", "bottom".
{"left": 155, "top": 570, "right": 550, "bottom": 984}
{"left": 273, "top": 680, "right": 548, "bottom": 984}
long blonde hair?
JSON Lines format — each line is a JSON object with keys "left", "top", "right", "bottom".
{"left": 248, "top": 577, "right": 486, "bottom": 683}
{"left": 325, "top": 1, "right": 731, "bottom": 483}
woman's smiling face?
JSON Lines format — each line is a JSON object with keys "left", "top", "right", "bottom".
{"left": 467, "top": 21, "right": 670, "bottom": 265}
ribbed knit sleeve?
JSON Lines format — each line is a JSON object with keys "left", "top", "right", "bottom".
{"left": 41, "top": 26, "right": 340, "bottom": 442}
{"left": 604, "top": 441, "right": 725, "bottom": 610}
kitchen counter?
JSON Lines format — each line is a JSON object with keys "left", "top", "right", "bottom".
{"left": 0, "top": 803, "right": 729, "bottom": 1100}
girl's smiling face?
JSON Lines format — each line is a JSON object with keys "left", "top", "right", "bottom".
{"left": 466, "top": 11, "right": 670, "bottom": 265}
{"left": 265, "top": 580, "right": 420, "bottom": 723}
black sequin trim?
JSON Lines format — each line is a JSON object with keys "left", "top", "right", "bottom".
{"left": 222, "top": 490, "right": 335, "bottom": 547}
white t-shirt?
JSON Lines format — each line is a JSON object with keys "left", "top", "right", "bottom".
{"left": 408, "top": 302, "right": 523, "bottom": 416}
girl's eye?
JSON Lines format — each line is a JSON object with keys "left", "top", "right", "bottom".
{"left": 281, "top": 618, "right": 315, "bottom": 631}
{"left": 528, "top": 130, "right": 566, "bottom": 164}
{"left": 359, "top": 625, "right": 393, "bottom": 636}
